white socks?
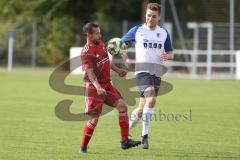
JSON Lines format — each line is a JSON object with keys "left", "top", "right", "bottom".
{"left": 129, "top": 107, "right": 141, "bottom": 129}
{"left": 129, "top": 113, "right": 139, "bottom": 129}
{"left": 142, "top": 107, "right": 153, "bottom": 136}
{"left": 129, "top": 106, "right": 154, "bottom": 136}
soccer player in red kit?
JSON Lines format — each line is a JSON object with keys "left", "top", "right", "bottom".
{"left": 79, "top": 22, "right": 141, "bottom": 153}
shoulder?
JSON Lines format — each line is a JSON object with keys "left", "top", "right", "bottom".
{"left": 130, "top": 24, "right": 144, "bottom": 32}
{"left": 82, "top": 45, "right": 89, "bottom": 53}
{"left": 157, "top": 26, "right": 170, "bottom": 35}
{"left": 122, "top": 24, "right": 144, "bottom": 41}
{"left": 81, "top": 44, "right": 94, "bottom": 55}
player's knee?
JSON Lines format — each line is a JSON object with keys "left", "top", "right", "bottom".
{"left": 144, "top": 87, "right": 156, "bottom": 98}
{"left": 118, "top": 104, "right": 128, "bottom": 113}
{"left": 88, "top": 108, "right": 102, "bottom": 118}
{"left": 116, "top": 99, "right": 128, "bottom": 113}
{"left": 90, "top": 118, "right": 99, "bottom": 126}
{"left": 146, "top": 97, "right": 156, "bottom": 106}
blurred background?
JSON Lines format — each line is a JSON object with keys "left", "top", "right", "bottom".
{"left": 0, "top": 0, "right": 240, "bottom": 79}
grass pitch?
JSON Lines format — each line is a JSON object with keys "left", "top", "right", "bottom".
{"left": 0, "top": 69, "right": 240, "bottom": 160}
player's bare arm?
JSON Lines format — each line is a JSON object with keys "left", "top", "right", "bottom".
{"left": 111, "top": 62, "right": 128, "bottom": 77}
{"left": 120, "top": 49, "right": 136, "bottom": 70}
{"left": 161, "top": 51, "right": 174, "bottom": 61}
{"left": 86, "top": 68, "right": 106, "bottom": 95}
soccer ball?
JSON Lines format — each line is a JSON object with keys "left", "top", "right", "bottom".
{"left": 107, "top": 37, "right": 123, "bottom": 56}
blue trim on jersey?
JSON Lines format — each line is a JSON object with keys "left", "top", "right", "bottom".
{"left": 162, "top": 27, "right": 173, "bottom": 52}
{"left": 122, "top": 24, "right": 142, "bottom": 42}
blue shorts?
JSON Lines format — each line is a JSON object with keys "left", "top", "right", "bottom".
{"left": 135, "top": 72, "right": 161, "bottom": 97}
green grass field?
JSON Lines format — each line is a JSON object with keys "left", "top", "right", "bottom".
{"left": 0, "top": 69, "right": 240, "bottom": 160}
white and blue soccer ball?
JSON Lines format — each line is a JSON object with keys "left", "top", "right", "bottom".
{"left": 107, "top": 37, "right": 124, "bottom": 56}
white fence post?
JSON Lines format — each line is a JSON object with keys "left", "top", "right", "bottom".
{"left": 236, "top": 51, "right": 240, "bottom": 80}
{"left": 187, "top": 22, "right": 199, "bottom": 78}
{"left": 199, "top": 22, "right": 213, "bottom": 79}
{"left": 8, "top": 31, "right": 15, "bottom": 72}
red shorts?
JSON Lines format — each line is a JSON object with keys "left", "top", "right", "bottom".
{"left": 84, "top": 82, "right": 122, "bottom": 117}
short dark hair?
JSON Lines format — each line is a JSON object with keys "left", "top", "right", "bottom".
{"left": 147, "top": 3, "right": 161, "bottom": 15}
{"left": 82, "top": 22, "right": 99, "bottom": 35}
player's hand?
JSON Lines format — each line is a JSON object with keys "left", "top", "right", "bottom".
{"left": 161, "top": 52, "right": 173, "bottom": 61}
{"left": 96, "top": 87, "right": 107, "bottom": 95}
{"left": 160, "top": 52, "right": 169, "bottom": 61}
{"left": 125, "top": 58, "right": 134, "bottom": 70}
{"left": 118, "top": 68, "right": 128, "bottom": 77}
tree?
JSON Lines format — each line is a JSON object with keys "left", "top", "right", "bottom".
{"left": 0, "top": 0, "right": 143, "bottom": 65}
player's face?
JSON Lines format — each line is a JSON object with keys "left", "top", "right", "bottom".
{"left": 90, "top": 27, "right": 102, "bottom": 45}
{"left": 145, "top": 9, "right": 160, "bottom": 29}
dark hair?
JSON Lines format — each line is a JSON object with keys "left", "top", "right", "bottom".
{"left": 82, "top": 22, "right": 99, "bottom": 35}
{"left": 147, "top": 3, "right": 161, "bottom": 15}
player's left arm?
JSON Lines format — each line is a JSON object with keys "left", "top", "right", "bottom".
{"left": 161, "top": 51, "right": 174, "bottom": 60}
{"left": 161, "top": 30, "right": 174, "bottom": 61}
{"left": 111, "top": 62, "right": 128, "bottom": 77}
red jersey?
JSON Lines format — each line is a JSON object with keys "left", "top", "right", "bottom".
{"left": 81, "top": 41, "right": 110, "bottom": 84}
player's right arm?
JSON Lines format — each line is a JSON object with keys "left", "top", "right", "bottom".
{"left": 86, "top": 69, "right": 106, "bottom": 95}
{"left": 121, "top": 25, "right": 141, "bottom": 69}
{"left": 81, "top": 50, "right": 106, "bottom": 95}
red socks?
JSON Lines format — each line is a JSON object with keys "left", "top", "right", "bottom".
{"left": 81, "top": 112, "right": 129, "bottom": 148}
{"left": 80, "top": 121, "right": 96, "bottom": 148}
{"left": 119, "top": 112, "right": 129, "bottom": 142}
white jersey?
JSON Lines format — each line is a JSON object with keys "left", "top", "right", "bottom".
{"left": 122, "top": 24, "right": 173, "bottom": 77}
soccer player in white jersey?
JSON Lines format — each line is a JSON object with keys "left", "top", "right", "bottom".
{"left": 121, "top": 3, "right": 173, "bottom": 149}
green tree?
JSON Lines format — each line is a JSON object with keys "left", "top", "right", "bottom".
{"left": 0, "top": 0, "right": 143, "bottom": 65}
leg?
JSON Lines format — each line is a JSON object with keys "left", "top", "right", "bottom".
{"left": 137, "top": 97, "right": 145, "bottom": 117}
{"left": 141, "top": 86, "right": 156, "bottom": 149}
{"left": 80, "top": 83, "right": 104, "bottom": 153}
{"left": 134, "top": 72, "right": 156, "bottom": 135}
{"left": 113, "top": 99, "right": 129, "bottom": 142}
{"left": 135, "top": 73, "right": 160, "bottom": 149}
{"left": 142, "top": 76, "right": 161, "bottom": 136}
{"left": 129, "top": 97, "right": 145, "bottom": 129}
{"left": 142, "top": 86, "right": 156, "bottom": 137}
{"left": 105, "top": 84, "right": 141, "bottom": 149}
{"left": 113, "top": 98, "right": 141, "bottom": 149}
{"left": 80, "top": 117, "right": 99, "bottom": 153}
{"left": 80, "top": 106, "right": 102, "bottom": 153}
